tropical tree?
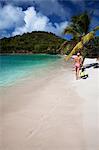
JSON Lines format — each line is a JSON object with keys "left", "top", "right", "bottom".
{"left": 58, "top": 12, "right": 91, "bottom": 54}
{"left": 65, "top": 26, "right": 99, "bottom": 61}
{"left": 64, "top": 12, "right": 90, "bottom": 40}
{"left": 59, "top": 12, "right": 99, "bottom": 60}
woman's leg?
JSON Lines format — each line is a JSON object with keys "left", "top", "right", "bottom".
{"left": 76, "top": 67, "right": 80, "bottom": 80}
{"left": 75, "top": 67, "right": 78, "bottom": 80}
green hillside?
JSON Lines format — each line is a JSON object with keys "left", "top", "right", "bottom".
{"left": 0, "top": 31, "right": 65, "bottom": 54}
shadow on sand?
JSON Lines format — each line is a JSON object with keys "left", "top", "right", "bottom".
{"left": 80, "top": 62, "right": 99, "bottom": 80}
{"left": 83, "top": 63, "right": 99, "bottom": 69}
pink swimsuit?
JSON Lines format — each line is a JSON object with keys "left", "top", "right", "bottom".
{"left": 75, "top": 62, "right": 80, "bottom": 68}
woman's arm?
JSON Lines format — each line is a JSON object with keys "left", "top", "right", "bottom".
{"left": 80, "top": 56, "right": 83, "bottom": 66}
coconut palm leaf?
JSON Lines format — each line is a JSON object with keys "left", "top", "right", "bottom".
{"left": 93, "top": 26, "right": 99, "bottom": 32}
{"left": 64, "top": 12, "right": 90, "bottom": 39}
{"left": 64, "top": 26, "right": 80, "bottom": 37}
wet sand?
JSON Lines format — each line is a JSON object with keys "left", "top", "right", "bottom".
{"left": 0, "top": 59, "right": 99, "bottom": 150}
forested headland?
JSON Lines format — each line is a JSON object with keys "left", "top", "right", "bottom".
{"left": 0, "top": 31, "right": 99, "bottom": 57}
{"left": 0, "top": 31, "right": 65, "bottom": 54}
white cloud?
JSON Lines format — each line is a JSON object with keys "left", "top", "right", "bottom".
{"left": 0, "top": 4, "right": 68, "bottom": 38}
{"left": 0, "top": 5, "right": 25, "bottom": 30}
{"left": 12, "top": 6, "right": 68, "bottom": 37}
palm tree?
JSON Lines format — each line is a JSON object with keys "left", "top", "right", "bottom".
{"left": 65, "top": 26, "right": 99, "bottom": 61}
{"left": 61, "top": 12, "right": 99, "bottom": 60}
{"left": 64, "top": 12, "right": 90, "bottom": 40}
{"left": 58, "top": 12, "right": 90, "bottom": 55}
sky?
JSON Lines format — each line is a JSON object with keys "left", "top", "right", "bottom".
{"left": 0, "top": 0, "right": 99, "bottom": 39}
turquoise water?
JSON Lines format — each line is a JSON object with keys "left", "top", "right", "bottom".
{"left": 0, "top": 54, "right": 61, "bottom": 87}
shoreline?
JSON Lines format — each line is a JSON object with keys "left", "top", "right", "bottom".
{"left": 0, "top": 53, "right": 62, "bottom": 56}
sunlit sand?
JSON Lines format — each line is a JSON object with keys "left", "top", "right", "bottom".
{"left": 0, "top": 58, "right": 99, "bottom": 150}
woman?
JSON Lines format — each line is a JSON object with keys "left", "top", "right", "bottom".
{"left": 74, "top": 52, "right": 83, "bottom": 80}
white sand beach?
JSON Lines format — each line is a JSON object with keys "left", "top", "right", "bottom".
{"left": 0, "top": 58, "right": 99, "bottom": 150}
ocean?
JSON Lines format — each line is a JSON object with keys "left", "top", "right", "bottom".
{"left": 0, "top": 54, "right": 62, "bottom": 87}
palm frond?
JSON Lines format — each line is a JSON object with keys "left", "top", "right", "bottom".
{"left": 93, "top": 26, "right": 99, "bottom": 32}
{"left": 64, "top": 27, "right": 80, "bottom": 37}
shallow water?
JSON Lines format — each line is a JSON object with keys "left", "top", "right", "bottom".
{"left": 0, "top": 54, "right": 62, "bottom": 87}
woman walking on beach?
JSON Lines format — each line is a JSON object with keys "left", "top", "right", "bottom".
{"left": 74, "top": 52, "right": 83, "bottom": 80}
